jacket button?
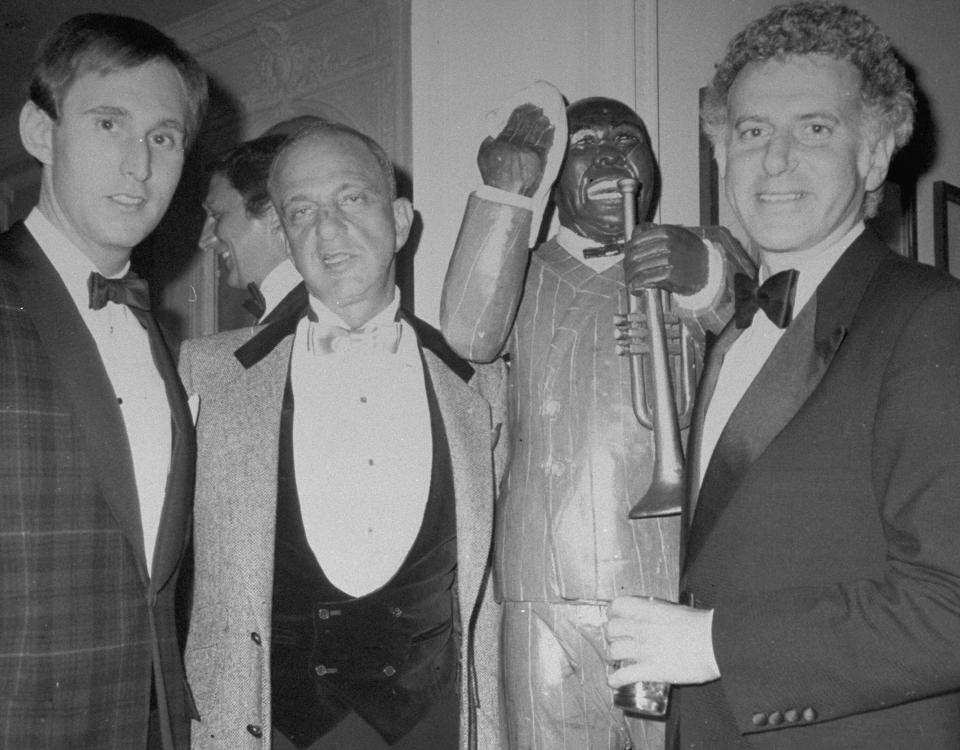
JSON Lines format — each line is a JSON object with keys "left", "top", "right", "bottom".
{"left": 318, "top": 608, "right": 342, "bottom": 620}
{"left": 382, "top": 665, "right": 396, "bottom": 677}
{"left": 250, "top": 631, "right": 262, "bottom": 645}
{"left": 315, "top": 664, "right": 338, "bottom": 676}
{"left": 802, "top": 707, "right": 818, "bottom": 721}
{"left": 768, "top": 711, "right": 783, "bottom": 726}
{"left": 246, "top": 724, "right": 262, "bottom": 738}
{"left": 390, "top": 606, "right": 403, "bottom": 618}
{"left": 784, "top": 708, "right": 799, "bottom": 723}
{"left": 751, "top": 713, "right": 768, "bottom": 727}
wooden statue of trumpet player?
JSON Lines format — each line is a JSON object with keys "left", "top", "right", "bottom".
{"left": 441, "top": 87, "right": 754, "bottom": 750}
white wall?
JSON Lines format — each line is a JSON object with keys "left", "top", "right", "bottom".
{"left": 410, "top": 0, "right": 657, "bottom": 324}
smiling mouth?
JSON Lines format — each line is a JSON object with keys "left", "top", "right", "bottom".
{"left": 759, "top": 192, "right": 805, "bottom": 204}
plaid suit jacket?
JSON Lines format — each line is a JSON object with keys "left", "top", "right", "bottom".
{"left": 0, "top": 222, "right": 196, "bottom": 749}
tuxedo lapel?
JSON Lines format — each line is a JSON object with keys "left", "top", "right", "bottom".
{"left": 260, "top": 281, "right": 308, "bottom": 327}
{"left": 135, "top": 308, "right": 196, "bottom": 592}
{"left": 685, "top": 229, "right": 887, "bottom": 564}
{"left": 421, "top": 349, "right": 491, "bottom": 611}
{"left": 685, "top": 322, "right": 743, "bottom": 526}
{"left": 405, "top": 309, "right": 488, "bottom": 612}
{"left": 7, "top": 226, "right": 148, "bottom": 580}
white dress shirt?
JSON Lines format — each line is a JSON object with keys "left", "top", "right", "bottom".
{"left": 290, "top": 293, "right": 432, "bottom": 597}
{"left": 697, "top": 223, "right": 866, "bottom": 490}
{"left": 25, "top": 208, "right": 171, "bottom": 572}
{"left": 257, "top": 258, "right": 302, "bottom": 322}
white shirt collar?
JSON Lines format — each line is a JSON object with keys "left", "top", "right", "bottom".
{"left": 24, "top": 208, "right": 131, "bottom": 314}
{"left": 258, "top": 258, "right": 302, "bottom": 319}
{"left": 307, "top": 291, "right": 401, "bottom": 330}
{"left": 761, "top": 221, "right": 864, "bottom": 315}
{"left": 556, "top": 225, "right": 624, "bottom": 273}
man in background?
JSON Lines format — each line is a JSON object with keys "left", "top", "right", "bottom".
{"left": 0, "top": 13, "right": 207, "bottom": 749}
{"left": 606, "top": 3, "right": 960, "bottom": 748}
{"left": 200, "top": 134, "right": 306, "bottom": 325}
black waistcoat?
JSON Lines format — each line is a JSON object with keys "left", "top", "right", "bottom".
{"left": 271, "top": 364, "right": 459, "bottom": 747}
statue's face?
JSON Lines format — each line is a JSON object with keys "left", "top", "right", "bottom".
{"left": 554, "top": 99, "right": 657, "bottom": 243}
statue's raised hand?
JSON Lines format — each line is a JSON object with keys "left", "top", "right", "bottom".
{"left": 477, "top": 103, "right": 555, "bottom": 197}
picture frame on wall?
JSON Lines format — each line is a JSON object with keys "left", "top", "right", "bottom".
{"left": 934, "top": 180, "right": 960, "bottom": 277}
{"left": 866, "top": 173, "right": 917, "bottom": 260}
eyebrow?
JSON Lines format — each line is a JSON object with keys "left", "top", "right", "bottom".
{"left": 733, "top": 111, "right": 841, "bottom": 127}
{"left": 83, "top": 105, "right": 185, "bottom": 133}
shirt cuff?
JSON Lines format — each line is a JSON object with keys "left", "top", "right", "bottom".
{"left": 474, "top": 184, "right": 535, "bottom": 211}
{"left": 674, "top": 237, "right": 723, "bottom": 313}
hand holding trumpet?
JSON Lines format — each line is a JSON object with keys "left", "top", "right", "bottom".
{"left": 624, "top": 223, "right": 710, "bottom": 297}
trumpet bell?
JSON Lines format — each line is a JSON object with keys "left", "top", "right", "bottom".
{"left": 628, "top": 478, "right": 684, "bottom": 519}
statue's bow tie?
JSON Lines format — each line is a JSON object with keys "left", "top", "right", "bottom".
{"left": 733, "top": 269, "right": 799, "bottom": 329}
{"left": 307, "top": 321, "right": 402, "bottom": 355}
{"left": 582, "top": 241, "right": 624, "bottom": 259}
{"left": 88, "top": 271, "right": 150, "bottom": 311}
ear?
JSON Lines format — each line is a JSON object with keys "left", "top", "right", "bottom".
{"left": 392, "top": 197, "right": 414, "bottom": 253}
{"left": 863, "top": 130, "right": 895, "bottom": 193}
{"left": 19, "top": 101, "right": 54, "bottom": 165}
{"left": 713, "top": 137, "right": 728, "bottom": 178}
{"left": 261, "top": 205, "right": 290, "bottom": 259}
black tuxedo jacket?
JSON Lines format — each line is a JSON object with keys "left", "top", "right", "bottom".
{"left": 676, "top": 228, "right": 960, "bottom": 749}
{"left": 0, "top": 221, "right": 196, "bottom": 749}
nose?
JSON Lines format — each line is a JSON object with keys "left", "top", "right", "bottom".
{"left": 762, "top": 132, "right": 797, "bottom": 176}
{"left": 313, "top": 205, "right": 346, "bottom": 240}
{"left": 594, "top": 142, "right": 624, "bottom": 168}
{"left": 198, "top": 215, "right": 217, "bottom": 251}
{"left": 121, "top": 136, "right": 151, "bottom": 182}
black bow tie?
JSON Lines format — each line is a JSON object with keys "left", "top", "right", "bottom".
{"left": 582, "top": 241, "right": 624, "bottom": 259}
{"left": 88, "top": 271, "right": 150, "bottom": 311}
{"left": 243, "top": 282, "right": 267, "bottom": 320}
{"left": 733, "top": 269, "right": 799, "bottom": 329}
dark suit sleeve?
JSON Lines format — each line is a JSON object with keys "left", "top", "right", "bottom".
{"left": 712, "top": 282, "right": 960, "bottom": 733}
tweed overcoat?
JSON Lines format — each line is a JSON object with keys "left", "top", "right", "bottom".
{"left": 180, "top": 309, "right": 507, "bottom": 750}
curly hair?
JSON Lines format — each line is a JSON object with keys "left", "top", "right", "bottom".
{"left": 701, "top": 2, "right": 914, "bottom": 152}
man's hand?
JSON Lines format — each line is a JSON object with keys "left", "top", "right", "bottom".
{"left": 625, "top": 224, "right": 709, "bottom": 296}
{"left": 477, "top": 103, "right": 554, "bottom": 197}
{"left": 605, "top": 596, "right": 720, "bottom": 686}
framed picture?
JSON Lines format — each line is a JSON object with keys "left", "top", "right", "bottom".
{"left": 866, "top": 174, "right": 917, "bottom": 259}
{"left": 934, "top": 181, "right": 960, "bottom": 276}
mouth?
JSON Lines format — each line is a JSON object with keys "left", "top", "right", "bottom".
{"left": 758, "top": 191, "right": 805, "bottom": 205}
{"left": 320, "top": 251, "right": 354, "bottom": 269}
{"left": 110, "top": 194, "right": 147, "bottom": 209}
{"left": 584, "top": 176, "right": 640, "bottom": 205}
